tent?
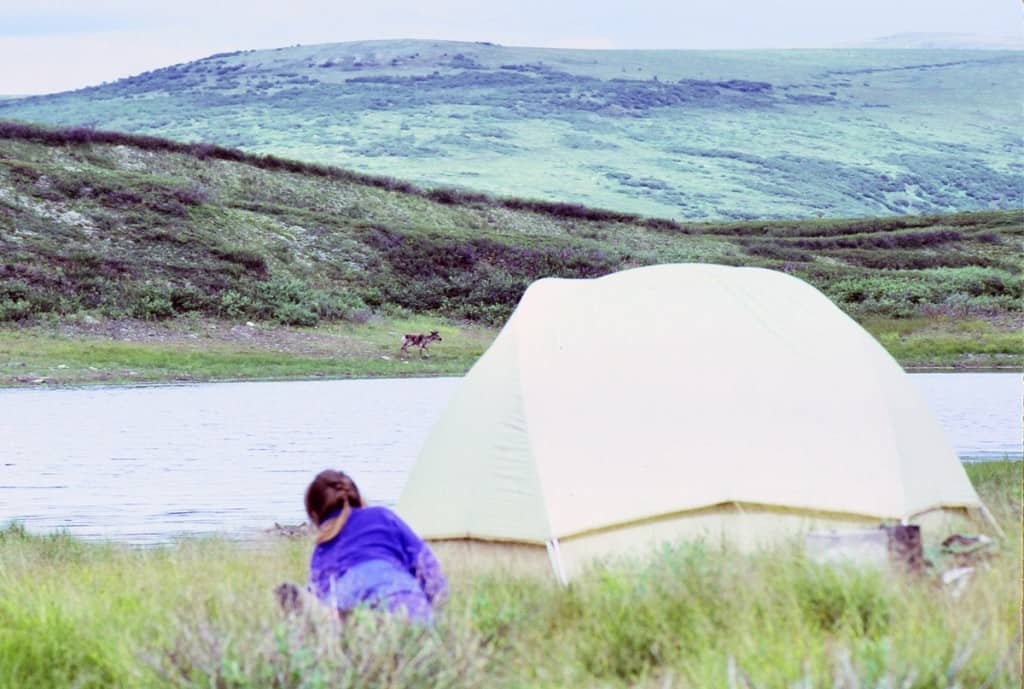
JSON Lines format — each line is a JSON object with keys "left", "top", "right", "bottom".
{"left": 397, "top": 264, "right": 990, "bottom": 581}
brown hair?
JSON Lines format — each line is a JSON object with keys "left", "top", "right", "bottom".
{"left": 304, "top": 470, "right": 364, "bottom": 544}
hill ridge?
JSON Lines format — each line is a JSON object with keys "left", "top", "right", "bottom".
{"left": 0, "top": 120, "right": 694, "bottom": 231}
{"left": 2, "top": 41, "right": 1019, "bottom": 221}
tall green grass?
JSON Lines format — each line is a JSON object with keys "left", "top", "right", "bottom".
{"left": 0, "top": 462, "right": 1019, "bottom": 688}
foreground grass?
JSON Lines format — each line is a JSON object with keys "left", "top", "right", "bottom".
{"left": 0, "top": 463, "right": 1019, "bottom": 688}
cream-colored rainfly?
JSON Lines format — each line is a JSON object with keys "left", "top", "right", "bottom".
{"left": 398, "top": 264, "right": 991, "bottom": 580}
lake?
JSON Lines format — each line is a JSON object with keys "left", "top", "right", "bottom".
{"left": 0, "top": 373, "right": 1019, "bottom": 543}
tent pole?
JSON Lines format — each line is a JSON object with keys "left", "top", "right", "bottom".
{"left": 546, "top": 538, "right": 569, "bottom": 587}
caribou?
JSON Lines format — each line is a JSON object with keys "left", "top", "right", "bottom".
{"left": 400, "top": 330, "right": 442, "bottom": 357}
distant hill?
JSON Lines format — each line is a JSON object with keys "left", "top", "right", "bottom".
{"left": 1, "top": 122, "right": 1020, "bottom": 330}
{"left": 1, "top": 40, "right": 1020, "bottom": 221}
{"left": 840, "top": 33, "right": 1024, "bottom": 50}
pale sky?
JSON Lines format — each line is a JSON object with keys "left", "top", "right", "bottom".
{"left": 2, "top": 0, "right": 1021, "bottom": 95}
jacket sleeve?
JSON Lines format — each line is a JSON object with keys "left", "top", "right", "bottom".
{"left": 389, "top": 509, "right": 448, "bottom": 606}
{"left": 306, "top": 546, "right": 331, "bottom": 602}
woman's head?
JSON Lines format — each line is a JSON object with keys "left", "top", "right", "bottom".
{"left": 304, "top": 470, "right": 363, "bottom": 526}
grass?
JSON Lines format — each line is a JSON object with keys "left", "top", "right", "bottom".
{"left": 0, "top": 316, "right": 492, "bottom": 385}
{"left": 0, "top": 462, "right": 1019, "bottom": 688}
{"left": 861, "top": 317, "right": 1023, "bottom": 369}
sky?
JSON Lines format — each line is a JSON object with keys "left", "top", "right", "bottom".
{"left": 2, "top": 0, "right": 1021, "bottom": 95}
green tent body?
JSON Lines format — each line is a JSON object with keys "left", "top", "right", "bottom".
{"left": 397, "top": 264, "right": 990, "bottom": 581}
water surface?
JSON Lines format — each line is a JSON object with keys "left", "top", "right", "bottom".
{"left": 0, "top": 373, "right": 1019, "bottom": 543}
{"left": 0, "top": 378, "right": 460, "bottom": 542}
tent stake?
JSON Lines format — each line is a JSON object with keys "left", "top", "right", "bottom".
{"left": 979, "top": 504, "right": 1005, "bottom": 540}
{"left": 546, "top": 538, "right": 569, "bottom": 587}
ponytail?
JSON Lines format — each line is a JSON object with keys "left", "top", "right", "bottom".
{"left": 304, "top": 470, "right": 364, "bottom": 544}
{"left": 316, "top": 501, "right": 351, "bottom": 544}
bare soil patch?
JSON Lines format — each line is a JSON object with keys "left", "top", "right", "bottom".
{"left": 50, "top": 317, "right": 362, "bottom": 357}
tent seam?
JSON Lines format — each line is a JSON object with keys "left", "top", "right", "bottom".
{"left": 510, "top": 307, "right": 558, "bottom": 544}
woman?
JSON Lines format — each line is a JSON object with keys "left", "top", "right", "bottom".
{"left": 302, "top": 469, "right": 446, "bottom": 623}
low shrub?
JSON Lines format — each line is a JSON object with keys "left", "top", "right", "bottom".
{"left": 131, "top": 285, "right": 175, "bottom": 320}
{"left": 499, "top": 197, "right": 638, "bottom": 223}
{"left": 643, "top": 217, "right": 685, "bottom": 233}
{"left": 923, "top": 267, "right": 1022, "bottom": 299}
{"left": 211, "top": 246, "right": 269, "bottom": 277}
{"left": 443, "top": 299, "right": 513, "bottom": 326}
{"left": 742, "top": 241, "right": 813, "bottom": 262}
{"left": 312, "top": 290, "right": 371, "bottom": 322}
{"left": 835, "top": 250, "right": 987, "bottom": 270}
{"left": 252, "top": 275, "right": 315, "bottom": 319}
{"left": 218, "top": 290, "right": 253, "bottom": 319}
{"left": 170, "top": 286, "right": 214, "bottom": 314}
{"left": 361, "top": 228, "right": 621, "bottom": 319}
{"left": 789, "top": 229, "right": 964, "bottom": 250}
{"left": 0, "top": 281, "right": 38, "bottom": 320}
{"left": 272, "top": 302, "right": 319, "bottom": 327}
{"left": 426, "top": 187, "right": 491, "bottom": 206}
{"left": 0, "top": 297, "right": 33, "bottom": 321}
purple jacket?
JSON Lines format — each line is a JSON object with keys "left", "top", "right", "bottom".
{"left": 308, "top": 505, "right": 447, "bottom": 617}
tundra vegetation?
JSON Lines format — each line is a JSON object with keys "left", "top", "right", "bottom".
{"left": 0, "top": 122, "right": 1020, "bottom": 385}
{"left": 0, "top": 461, "right": 1019, "bottom": 688}
{"left": 0, "top": 40, "right": 1020, "bottom": 221}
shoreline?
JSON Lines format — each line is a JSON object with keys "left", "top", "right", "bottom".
{"left": 2, "top": 365, "right": 1019, "bottom": 392}
{"left": 0, "top": 370, "right": 465, "bottom": 390}
{"left": 1, "top": 314, "right": 1020, "bottom": 389}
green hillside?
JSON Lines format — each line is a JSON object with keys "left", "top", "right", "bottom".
{"left": 1, "top": 40, "right": 1020, "bottom": 221}
{"left": 0, "top": 122, "right": 1020, "bottom": 384}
